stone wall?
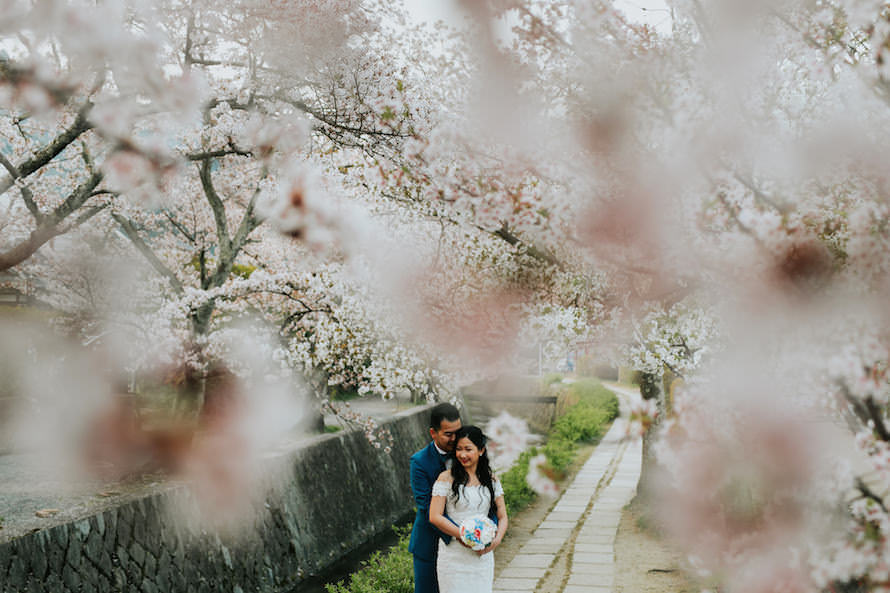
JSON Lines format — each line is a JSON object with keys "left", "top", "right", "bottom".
{"left": 0, "top": 405, "right": 434, "bottom": 593}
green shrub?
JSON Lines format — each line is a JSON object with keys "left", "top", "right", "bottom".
{"left": 542, "top": 438, "right": 577, "bottom": 473}
{"left": 551, "top": 406, "right": 608, "bottom": 443}
{"left": 500, "top": 447, "right": 539, "bottom": 514}
{"left": 503, "top": 377, "right": 619, "bottom": 516}
{"left": 326, "top": 527, "right": 413, "bottom": 593}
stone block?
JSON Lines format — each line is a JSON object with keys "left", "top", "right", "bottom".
{"left": 141, "top": 576, "right": 159, "bottom": 593}
{"left": 112, "top": 566, "right": 129, "bottom": 590}
{"left": 65, "top": 531, "right": 83, "bottom": 569}
{"left": 7, "top": 555, "right": 27, "bottom": 592}
{"left": 61, "top": 561, "right": 79, "bottom": 591}
{"left": 143, "top": 549, "right": 157, "bottom": 579}
{"left": 43, "top": 572, "right": 64, "bottom": 593}
{"left": 129, "top": 541, "right": 146, "bottom": 568}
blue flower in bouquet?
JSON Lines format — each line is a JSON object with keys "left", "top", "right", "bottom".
{"left": 458, "top": 516, "right": 497, "bottom": 551}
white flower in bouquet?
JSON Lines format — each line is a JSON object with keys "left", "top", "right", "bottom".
{"left": 458, "top": 516, "right": 497, "bottom": 551}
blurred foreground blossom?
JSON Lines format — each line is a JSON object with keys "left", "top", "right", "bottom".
{"left": 485, "top": 411, "right": 532, "bottom": 473}
{"left": 656, "top": 385, "right": 846, "bottom": 593}
{"left": 526, "top": 453, "right": 559, "bottom": 498}
{"left": 626, "top": 398, "right": 657, "bottom": 438}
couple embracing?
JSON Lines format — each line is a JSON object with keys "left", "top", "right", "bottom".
{"left": 409, "top": 403, "right": 509, "bottom": 593}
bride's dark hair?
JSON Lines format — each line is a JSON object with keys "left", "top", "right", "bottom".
{"left": 449, "top": 425, "right": 497, "bottom": 517}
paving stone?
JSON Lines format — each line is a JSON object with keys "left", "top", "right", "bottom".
{"left": 568, "top": 573, "right": 613, "bottom": 586}
{"left": 562, "top": 585, "right": 611, "bottom": 593}
{"left": 545, "top": 511, "right": 584, "bottom": 522}
{"left": 538, "top": 520, "right": 578, "bottom": 530}
{"left": 506, "top": 553, "right": 554, "bottom": 568}
{"left": 570, "top": 559, "right": 616, "bottom": 574}
{"left": 493, "top": 577, "right": 539, "bottom": 589}
{"left": 498, "top": 566, "right": 548, "bottom": 579}
{"left": 552, "top": 504, "right": 587, "bottom": 513}
{"left": 574, "top": 543, "right": 613, "bottom": 554}
{"left": 573, "top": 552, "right": 613, "bottom": 564}
{"left": 557, "top": 496, "right": 592, "bottom": 505}
{"left": 520, "top": 541, "right": 565, "bottom": 554}
{"left": 533, "top": 527, "right": 573, "bottom": 540}
{"left": 520, "top": 536, "right": 566, "bottom": 547}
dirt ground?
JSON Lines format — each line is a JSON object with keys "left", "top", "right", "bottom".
{"left": 494, "top": 442, "right": 696, "bottom": 593}
{"left": 612, "top": 499, "right": 697, "bottom": 593}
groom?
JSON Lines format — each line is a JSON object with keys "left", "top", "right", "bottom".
{"left": 409, "top": 402, "right": 462, "bottom": 593}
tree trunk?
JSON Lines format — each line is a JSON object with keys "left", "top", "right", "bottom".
{"left": 637, "top": 370, "right": 665, "bottom": 502}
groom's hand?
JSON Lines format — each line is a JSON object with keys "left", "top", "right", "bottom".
{"left": 476, "top": 538, "right": 500, "bottom": 556}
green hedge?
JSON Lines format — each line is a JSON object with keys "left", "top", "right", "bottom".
{"left": 326, "top": 379, "right": 619, "bottom": 592}
{"left": 502, "top": 377, "right": 619, "bottom": 515}
{"left": 326, "top": 527, "right": 414, "bottom": 593}
{"left": 500, "top": 448, "right": 539, "bottom": 513}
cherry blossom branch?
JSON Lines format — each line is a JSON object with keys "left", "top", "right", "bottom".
{"left": 0, "top": 56, "right": 78, "bottom": 108}
{"left": 839, "top": 383, "right": 890, "bottom": 442}
{"left": 185, "top": 145, "right": 253, "bottom": 161}
{"left": 0, "top": 151, "right": 41, "bottom": 223}
{"left": 272, "top": 94, "right": 413, "bottom": 140}
{"left": 864, "top": 397, "right": 890, "bottom": 442}
{"left": 162, "top": 212, "right": 197, "bottom": 245}
{"left": 111, "top": 212, "right": 185, "bottom": 294}
{"left": 854, "top": 477, "right": 888, "bottom": 513}
{"left": 0, "top": 171, "right": 103, "bottom": 271}
{"left": 492, "top": 224, "right": 561, "bottom": 268}
{"left": 732, "top": 171, "right": 790, "bottom": 214}
{"left": 198, "top": 158, "right": 232, "bottom": 255}
{"left": 0, "top": 102, "right": 93, "bottom": 197}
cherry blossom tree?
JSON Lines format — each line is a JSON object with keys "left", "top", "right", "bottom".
{"left": 455, "top": 1, "right": 890, "bottom": 591}
{"left": 19, "top": 3, "right": 890, "bottom": 591}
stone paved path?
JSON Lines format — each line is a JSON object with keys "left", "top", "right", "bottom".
{"left": 493, "top": 383, "right": 642, "bottom": 593}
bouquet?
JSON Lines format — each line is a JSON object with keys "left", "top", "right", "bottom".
{"left": 458, "top": 516, "right": 497, "bottom": 551}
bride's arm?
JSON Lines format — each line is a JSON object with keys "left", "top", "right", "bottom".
{"left": 429, "top": 474, "right": 462, "bottom": 540}
{"left": 478, "top": 486, "right": 508, "bottom": 556}
{"left": 492, "top": 495, "right": 508, "bottom": 547}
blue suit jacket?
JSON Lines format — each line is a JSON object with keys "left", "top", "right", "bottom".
{"left": 408, "top": 442, "right": 501, "bottom": 561}
{"left": 409, "top": 441, "right": 450, "bottom": 561}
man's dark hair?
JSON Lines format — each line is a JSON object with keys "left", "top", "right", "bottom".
{"left": 429, "top": 402, "right": 461, "bottom": 429}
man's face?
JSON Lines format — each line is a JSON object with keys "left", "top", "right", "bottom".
{"left": 430, "top": 418, "right": 462, "bottom": 452}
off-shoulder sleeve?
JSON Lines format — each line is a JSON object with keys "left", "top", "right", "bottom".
{"left": 493, "top": 479, "right": 504, "bottom": 499}
{"left": 432, "top": 481, "right": 451, "bottom": 497}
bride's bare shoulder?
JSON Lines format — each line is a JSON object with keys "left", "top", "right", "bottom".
{"left": 436, "top": 470, "right": 453, "bottom": 482}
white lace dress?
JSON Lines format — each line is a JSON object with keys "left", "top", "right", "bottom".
{"left": 432, "top": 479, "right": 504, "bottom": 593}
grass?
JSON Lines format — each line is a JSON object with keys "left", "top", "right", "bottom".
{"left": 325, "top": 526, "right": 414, "bottom": 593}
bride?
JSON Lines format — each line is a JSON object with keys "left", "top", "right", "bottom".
{"left": 429, "top": 425, "right": 508, "bottom": 593}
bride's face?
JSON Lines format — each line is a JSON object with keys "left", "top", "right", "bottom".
{"left": 455, "top": 437, "right": 483, "bottom": 469}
